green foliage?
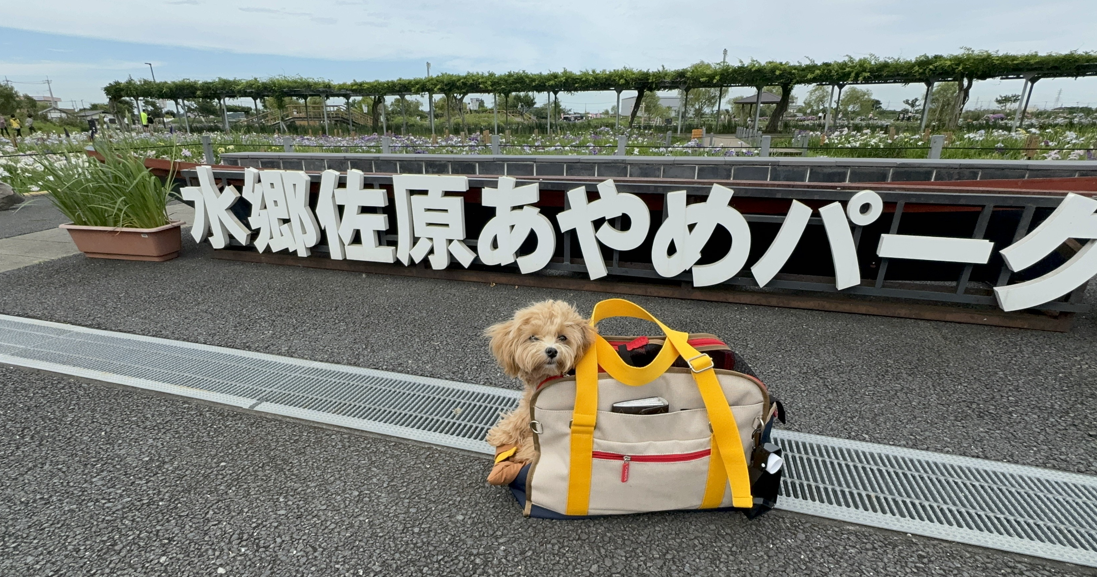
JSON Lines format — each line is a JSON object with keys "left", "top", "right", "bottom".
{"left": 836, "top": 87, "right": 881, "bottom": 119}
{"left": 928, "top": 82, "right": 959, "bottom": 127}
{"left": 102, "top": 51, "right": 1097, "bottom": 104}
{"left": 34, "top": 143, "right": 172, "bottom": 229}
{"left": 801, "top": 86, "right": 831, "bottom": 115}
{"left": 995, "top": 94, "right": 1021, "bottom": 109}
{"left": 640, "top": 91, "right": 669, "bottom": 120}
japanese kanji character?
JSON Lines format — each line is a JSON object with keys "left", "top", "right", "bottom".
{"left": 556, "top": 179, "right": 651, "bottom": 280}
{"left": 242, "top": 169, "right": 320, "bottom": 257}
{"left": 316, "top": 169, "right": 394, "bottom": 263}
{"left": 650, "top": 184, "right": 751, "bottom": 287}
{"left": 392, "top": 175, "right": 476, "bottom": 270}
{"left": 477, "top": 177, "right": 556, "bottom": 274}
{"left": 180, "top": 165, "right": 251, "bottom": 249}
{"left": 994, "top": 192, "right": 1097, "bottom": 311}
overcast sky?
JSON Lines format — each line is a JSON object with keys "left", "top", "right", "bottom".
{"left": 3, "top": 0, "right": 1097, "bottom": 112}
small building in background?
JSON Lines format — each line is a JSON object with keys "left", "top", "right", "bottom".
{"left": 467, "top": 97, "right": 483, "bottom": 111}
{"left": 41, "top": 106, "right": 76, "bottom": 121}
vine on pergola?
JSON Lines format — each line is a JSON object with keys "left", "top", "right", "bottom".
{"left": 104, "top": 50, "right": 1097, "bottom": 130}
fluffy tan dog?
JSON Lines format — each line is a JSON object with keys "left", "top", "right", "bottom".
{"left": 484, "top": 300, "right": 596, "bottom": 485}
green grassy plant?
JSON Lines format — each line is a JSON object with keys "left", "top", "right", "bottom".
{"left": 34, "top": 143, "right": 172, "bottom": 228}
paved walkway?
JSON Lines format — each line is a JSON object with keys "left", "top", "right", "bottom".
{"left": 0, "top": 202, "right": 193, "bottom": 273}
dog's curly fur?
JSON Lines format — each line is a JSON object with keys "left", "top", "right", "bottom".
{"left": 484, "top": 300, "right": 597, "bottom": 464}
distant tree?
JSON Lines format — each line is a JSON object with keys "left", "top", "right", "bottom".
{"left": 143, "top": 99, "right": 166, "bottom": 120}
{"left": 902, "top": 97, "right": 921, "bottom": 112}
{"left": 995, "top": 94, "right": 1022, "bottom": 110}
{"left": 763, "top": 84, "right": 797, "bottom": 132}
{"left": 836, "top": 87, "right": 879, "bottom": 119}
{"left": 801, "top": 86, "right": 831, "bottom": 116}
{"left": 506, "top": 93, "right": 537, "bottom": 118}
{"left": 681, "top": 88, "right": 718, "bottom": 123}
{"left": 640, "top": 91, "right": 668, "bottom": 121}
{"left": 0, "top": 83, "right": 22, "bottom": 116}
{"left": 928, "top": 82, "right": 959, "bottom": 128}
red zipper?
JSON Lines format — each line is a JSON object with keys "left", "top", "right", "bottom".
{"left": 592, "top": 449, "right": 711, "bottom": 483}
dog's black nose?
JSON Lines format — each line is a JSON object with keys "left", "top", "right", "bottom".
{"left": 545, "top": 347, "right": 558, "bottom": 359}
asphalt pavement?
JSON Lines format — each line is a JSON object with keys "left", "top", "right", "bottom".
{"left": 0, "top": 366, "right": 1087, "bottom": 577}
{"left": 0, "top": 237, "right": 1093, "bottom": 476}
{"left": 0, "top": 198, "right": 68, "bottom": 239}
{"left": 0, "top": 238, "right": 1095, "bottom": 575}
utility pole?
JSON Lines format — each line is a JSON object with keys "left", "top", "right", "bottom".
{"left": 44, "top": 77, "right": 55, "bottom": 109}
{"left": 714, "top": 48, "right": 727, "bottom": 133}
{"left": 426, "top": 62, "right": 435, "bottom": 137}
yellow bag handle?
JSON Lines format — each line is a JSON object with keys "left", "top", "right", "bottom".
{"left": 565, "top": 299, "right": 754, "bottom": 515}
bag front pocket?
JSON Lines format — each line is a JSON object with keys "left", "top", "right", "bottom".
{"left": 587, "top": 437, "right": 714, "bottom": 515}
{"left": 593, "top": 448, "right": 711, "bottom": 483}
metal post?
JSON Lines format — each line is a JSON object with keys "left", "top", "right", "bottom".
{"left": 491, "top": 134, "right": 500, "bottom": 155}
{"left": 831, "top": 85, "right": 844, "bottom": 132}
{"left": 823, "top": 85, "right": 835, "bottom": 133}
{"left": 760, "top": 135, "right": 771, "bottom": 157}
{"left": 283, "top": 136, "right": 294, "bottom": 152}
{"left": 616, "top": 135, "right": 627, "bottom": 156}
{"left": 382, "top": 135, "right": 391, "bottom": 154}
{"left": 928, "top": 134, "right": 945, "bottom": 159}
{"left": 401, "top": 95, "right": 409, "bottom": 135}
{"left": 1011, "top": 78, "right": 1029, "bottom": 130}
{"left": 920, "top": 82, "right": 934, "bottom": 132}
{"left": 426, "top": 62, "right": 435, "bottom": 136}
{"left": 175, "top": 100, "right": 190, "bottom": 134}
{"left": 615, "top": 90, "right": 621, "bottom": 131}
{"left": 493, "top": 93, "right": 499, "bottom": 134}
{"left": 221, "top": 98, "right": 230, "bottom": 132}
{"left": 676, "top": 89, "right": 686, "bottom": 135}
{"left": 665, "top": 131, "right": 672, "bottom": 146}
{"left": 751, "top": 87, "right": 763, "bottom": 132}
{"left": 1018, "top": 78, "right": 1037, "bottom": 129}
{"left": 346, "top": 97, "right": 353, "bottom": 133}
{"left": 201, "top": 135, "right": 215, "bottom": 164}
{"left": 321, "top": 97, "right": 330, "bottom": 134}
{"left": 546, "top": 92, "right": 551, "bottom": 135}
{"left": 380, "top": 97, "right": 387, "bottom": 135}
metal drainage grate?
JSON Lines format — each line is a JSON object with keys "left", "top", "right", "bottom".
{"left": 0, "top": 314, "right": 518, "bottom": 454}
{"left": 1, "top": 314, "right": 1095, "bottom": 567}
{"left": 773, "top": 430, "right": 1097, "bottom": 567}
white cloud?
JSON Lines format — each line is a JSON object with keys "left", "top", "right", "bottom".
{"left": 3, "top": 0, "right": 1090, "bottom": 75}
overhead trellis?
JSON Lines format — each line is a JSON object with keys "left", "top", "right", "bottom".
{"left": 104, "top": 51, "right": 1097, "bottom": 101}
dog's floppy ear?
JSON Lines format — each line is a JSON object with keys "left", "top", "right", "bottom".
{"left": 485, "top": 319, "right": 521, "bottom": 378}
{"left": 576, "top": 317, "right": 598, "bottom": 354}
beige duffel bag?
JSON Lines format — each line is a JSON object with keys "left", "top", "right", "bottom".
{"left": 512, "top": 299, "right": 782, "bottom": 518}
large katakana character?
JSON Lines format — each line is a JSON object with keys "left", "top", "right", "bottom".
{"left": 392, "top": 175, "right": 476, "bottom": 270}
{"left": 556, "top": 179, "right": 651, "bottom": 280}
{"left": 181, "top": 165, "right": 251, "bottom": 249}
{"left": 651, "top": 184, "right": 751, "bottom": 287}
{"left": 994, "top": 192, "right": 1097, "bottom": 311}
{"left": 242, "top": 169, "right": 320, "bottom": 257}
{"left": 750, "top": 190, "right": 883, "bottom": 290}
{"left": 316, "top": 169, "right": 394, "bottom": 263}
{"left": 477, "top": 177, "right": 556, "bottom": 274}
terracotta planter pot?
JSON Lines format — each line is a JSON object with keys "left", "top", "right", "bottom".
{"left": 60, "top": 221, "right": 184, "bottom": 262}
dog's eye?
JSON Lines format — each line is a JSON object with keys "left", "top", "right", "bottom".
{"left": 557, "top": 335, "right": 568, "bottom": 342}
{"left": 528, "top": 336, "right": 538, "bottom": 342}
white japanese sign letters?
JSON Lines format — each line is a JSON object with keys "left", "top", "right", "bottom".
{"left": 182, "top": 167, "right": 1097, "bottom": 313}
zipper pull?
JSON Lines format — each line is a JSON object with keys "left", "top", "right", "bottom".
{"left": 621, "top": 455, "right": 631, "bottom": 483}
